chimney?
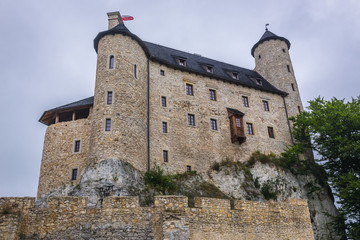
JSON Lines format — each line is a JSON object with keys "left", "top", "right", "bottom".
{"left": 107, "top": 11, "right": 123, "bottom": 29}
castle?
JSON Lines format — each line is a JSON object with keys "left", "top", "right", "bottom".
{"left": 37, "top": 11, "right": 303, "bottom": 198}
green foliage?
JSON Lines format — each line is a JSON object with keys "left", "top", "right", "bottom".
{"left": 291, "top": 96, "right": 360, "bottom": 238}
{"left": 260, "top": 180, "right": 278, "bottom": 201}
{"left": 254, "top": 177, "right": 260, "bottom": 189}
{"left": 172, "top": 171, "right": 197, "bottom": 181}
{"left": 144, "top": 165, "right": 176, "bottom": 195}
{"left": 304, "top": 180, "right": 321, "bottom": 195}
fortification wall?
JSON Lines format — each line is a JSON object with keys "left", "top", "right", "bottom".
{"left": 37, "top": 118, "right": 91, "bottom": 198}
{"left": 149, "top": 61, "right": 293, "bottom": 173}
{"left": 0, "top": 196, "right": 314, "bottom": 240}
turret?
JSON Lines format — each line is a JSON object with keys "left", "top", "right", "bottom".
{"left": 252, "top": 29, "right": 303, "bottom": 119}
{"left": 88, "top": 12, "right": 149, "bottom": 171}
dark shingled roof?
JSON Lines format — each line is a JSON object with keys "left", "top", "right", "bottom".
{"left": 227, "top": 108, "right": 245, "bottom": 116}
{"left": 251, "top": 30, "right": 291, "bottom": 57}
{"left": 39, "top": 97, "right": 94, "bottom": 125}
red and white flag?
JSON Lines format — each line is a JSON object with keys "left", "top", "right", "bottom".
{"left": 122, "top": 15, "right": 134, "bottom": 21}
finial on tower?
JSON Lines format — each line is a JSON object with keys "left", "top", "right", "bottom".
{"left": 265, "top": 23, "right": 269, "bottom": 31}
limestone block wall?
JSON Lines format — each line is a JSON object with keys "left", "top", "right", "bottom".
{"left": 149, "top": 62, "right": 293, "bottom": 173}
{"left": 254, "top": 39, "right": 304, "bottom": 119}
{"left": 89, "top": 34, "right": 148, "bottom": 172}
{"left": 37, "top": 118, "right": 91, "bottom": 198}
{"left": 0, "top": 196, "right": 314, "bottom": 240}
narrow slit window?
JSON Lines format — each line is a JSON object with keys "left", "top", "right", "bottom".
{"left": 209, "top": 89, "right": 216, "bottom": 101}
{"left": 161, "top": 96, "right": 167, "bottom": 107}
{"left": 107, "top": 91, "right": 113, "bottom": 104}
{"left": 163, "top": 150, "right": 168, "bottom": 162}
{"left": 287, "top": 65, "right": 291, "bottom": 73}
{"left": 134, "top": 64, "right": 138, "bottom": 79}
{"left": 105, "top": 118, "right": 111, "bottom": 131}
{"left": 268, "top": 127, "right": 275, "bottom": 138}
{"left": 188, "top": 114, "right": 195, "bottom": 126}
{"left": 246, "top": 123, "right": 254, "bottom": 135}
{"left": 74, "top": 140, "right": 81, "bottom": 153}
{"left": 186, "top": 83, "right": 193, "bottom": 96}
{"left": 291, "top": 83, "right": 295, "bottom": 91}
{"left": 210, "top": 119, "right": 217, "bottom": 130}
{"left": 162, "top": 122, "right": 167, "bottom": 133}
{"left": 109, "top": 55, "right": 114, "bottom": 69}
{"left": 242, "top": 96, "right": 249, "bottom": 107}
{"left": 258, "top": 54, "right": 261, "bottom": 59}
{"left": 298, "top": 106, "right": 301, "bottom": 113}
{"left": 263, "top": 100, "right": 269, "bottom": 111}
{"left": 71, "top": 168, "right": 78, "bottom": 180}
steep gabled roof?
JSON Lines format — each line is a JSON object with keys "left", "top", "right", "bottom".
{"left": 251, "top": 30, "right": 291, "bottom": 57}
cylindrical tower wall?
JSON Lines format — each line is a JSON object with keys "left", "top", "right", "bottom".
{"left": 89, "top": 34, "right": 148, "bottom": 172}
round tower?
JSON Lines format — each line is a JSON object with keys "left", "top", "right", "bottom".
{"left": 252, "top": 29, "right": 303, "bottom": 119}
{"left": 88, "top": 12, "right": 149, "bottom": 171}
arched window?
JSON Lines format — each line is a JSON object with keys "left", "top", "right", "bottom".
{"left": 109, "top": 55, "right": 114, "bottom": 69}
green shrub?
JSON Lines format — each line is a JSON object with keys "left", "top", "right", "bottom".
{"left": 260, "top": 180, "right": 278, "bottom": 200}
{"left": 144, "top": 165, "right": 176, "bottom": 194}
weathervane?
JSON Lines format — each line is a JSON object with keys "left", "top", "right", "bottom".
{"left": 265, "top": 23, "right": 269, "bottom": 31}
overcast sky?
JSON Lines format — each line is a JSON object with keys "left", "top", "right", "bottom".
{"left": 0, "top": 0, "right": 359, "bottom": 197}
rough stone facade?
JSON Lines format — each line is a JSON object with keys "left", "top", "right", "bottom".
{"left": 0, "top": 196, "right": 314, "bottom": 240}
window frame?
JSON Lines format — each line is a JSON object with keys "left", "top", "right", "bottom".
{"left": 186, "top": 165, "right": 192, "bottom": 172}
{"left": 262, "top": 100, "right": 270, "bottom": 111}
{"left": 210, "top": 118, "right": 218, "bottom": 131}
{"left": 209, "top": 89, "right": 216, "bottom": 101}
{"left": 105, "top": 118, "right": 111, "bottom": 131}
{"left": 160, "top": 69, "right": 165, "bottom": 76}
{"left": 73, "top": 139, "right": 81, "bottom": 153}
{"left": 268, "top": 126, "right": 275, "bottom": 138}
{"left": 161, "top": 96, "right": 167, "bottom": 107}
{"left": 242, "top": 96, "right": 249, "bottom": 107}
{"left": 106, "top": 91, "right": 113, "bottom": 105}
{"left": 186, "top": 83, "right": 194, "bottom": 96}
{"left": 163, "top": 150, "right": 168, "bottom": 162}
{"left": 71, "top": 168, "right": 78, "bottom": 181}
{"left": 162, "top": 121, "right": 168, "bottom": 133}
{"left": 246, "top": 122, "right": 254, "bottom": 135}
{"left": 109, "top": 55, "right": 115, "bottom": 69}
{"left": 188, "top": 114, "right": 195, "bottom": 126}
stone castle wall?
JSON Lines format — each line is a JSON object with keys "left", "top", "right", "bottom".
{"left": 37, "top": 117, "right": 92, "bottom": 198}
{"left": 149, "top": 61, "right": 293, "bottom": 173}
{"left": 0, "top": 196, "right": 314, "bottom": 240}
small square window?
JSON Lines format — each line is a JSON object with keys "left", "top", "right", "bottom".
{"left": 291, "top": 83, "right": 295, "bottom": 91}
{"left": 105, "top": 118, "right": 111, "bottom": 131}
{"left": 209, "top": 89, "right": 216, "bottom": 101}
{"left": 210, "top": 119, "right": 217, "bottom": 130}
{"left": 107, "top": 91, "right": 113, "bottom": 104}
{"left": 186, "top": 83, "right": 193, "bottom": 96}
{"left": 206, "top": 65, "right": 213, "bottom": 73}
{"left": 162, "top": 122, "right": 167, "bottom": 133}
{"left": 232, "top": 72, "right": 239, "bottom": 80}
{"left": 242, "top": 96, "right": 249, "bottom": 107}
{"left": 160, "top": 69, "right": 165, "bottom": 76}
{"left": 235, "top": 117, "right": 241, "bottom": 128}
{"left": 161, "top": 96, "right": 167, "bottom": 107}
{"left": 178, "top": 59, "right": 186, "bottom": 66}
{"left": 134, "top": 64, "right": 138, "bottom": 78}
{"left": 263, "top": 100, "right": 269, "bottom": 111}
{"left": 186, "top": 165, "right": 191, "bottom": 172}
{"left": 268, "top": 127, "right": 275, "bottom": 138}
{"left": 246, "top": 123, "right": 254, "bottom": 135}
{"left": 71, "top": 168, "right": 78, "bottom": 180}
{"left": 74, "top": 140, "right": 81, "bottom": 153}
{"left": 163, "top": 150, "right": 168, "bottom": 162}
{"left": 188, "top": 114, "right": 195, "bottom": 126}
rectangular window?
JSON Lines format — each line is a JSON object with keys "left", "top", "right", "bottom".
{"left": 105, "top": 118, "right": 111, "bottom": 131}
{"left": 242, "top": 96, "right": 249, "bottom": 107}
{"left": 74, "top": 140, "right": 81, "bottom": 153}
{"left": 178, "top": 59, "right": 186, "bottom": 66}
{"left": 161, "top": 96, "right": 167, "bottom": 107}
{"left": 186, "top": 83, "right": 193, "bottom": 96}
{"left": 209, "top": 89, "right": 216, "bottom": 101}
{"left": 107, "top": 91, "right": 113, "bottom": 104}
{"left": 206, "top": 65, "right": 213, "bottom": 73}
{"left": 160, "top": 69, "right": 165, "bottom": 76}
{"left": 235, "top": 117, "right": 241, "bottom": 128}
{"left": 163, "top": 150, "right": 168, "bottom": 162}
{"left": 186, "top": 165, "right": 191, "bottom": 172}
{"left": 268, "top": 127, "right": 275, "bottom": 138}
{"left": 291, "top": 83, "right": 295, "bottom": 91}
{"left": 246, "top": 123, "right": 254, "bottom": 135}
{"left": 71, "top": 168, "right": 78, "bottom": 180}
{"left": 188, "top": 114, "right": 195, "bottom": 126}
{"left": 263, "top": 100, "right": 269, "bottom": 111}
{"left": 232, "top": 72, "right": 239, "bottom": 80}
{"left": 256, "top": 79, "right": 262, "bottom": 85}
{"left": 134, "top": 64, "right": 138, "bottom": 79}
{"left": 162, "top": 122, "right": 167, "bottom": 133}
{"left": 210, "top": 119, "right": 217, "bottom": 130}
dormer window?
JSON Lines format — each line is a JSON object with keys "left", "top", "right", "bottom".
{"left": 256, "top": 79, "right": 262, "bottom": 85}
{"left": 205, "top": 65, "right": 213, "bottom": 73}
{"left": 178, "top": 58, "right": 186, "bottom": 66}
{"left": 232, "top": 72, "right": 239, "bottom": 80}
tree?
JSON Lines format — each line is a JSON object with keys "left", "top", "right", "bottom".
{"left": 291, "top": 96, "right": 360, "bottom": 239}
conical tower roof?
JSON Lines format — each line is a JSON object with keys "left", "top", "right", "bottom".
{"left": 251, "top": 30, "right": 291, "bottom": 57}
